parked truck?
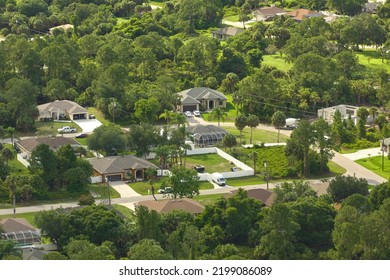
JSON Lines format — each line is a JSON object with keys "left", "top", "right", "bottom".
{"left": 58, "top": 126, "right": 76, "bottom": 133}
{"left": 285, "top": 118, "right": 299, "bottom": 130}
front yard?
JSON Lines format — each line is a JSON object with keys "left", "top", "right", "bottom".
{"left": 185, "top": 154, "right": 233, "bottom": 173}
{"left": 356, "top": 156, "right": 390, "bottom": 179}
{"left": 35, "top": 121, "right": 82, "bottom": 136}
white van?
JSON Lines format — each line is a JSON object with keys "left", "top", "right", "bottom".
{"left": 212, "top": 173, "right": 226, "bottom": 186}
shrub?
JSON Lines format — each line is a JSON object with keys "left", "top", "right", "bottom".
{"left": 78, "top": 193, "right": 95, "bottom": 206}
{"left": 327, "top": 175, "right": 369, "bottom": 203}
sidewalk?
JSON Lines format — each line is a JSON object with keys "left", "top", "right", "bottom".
{"left": 342, "top": 147, "right": 382, "bottom": 161}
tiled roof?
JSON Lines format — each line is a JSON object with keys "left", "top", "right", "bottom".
{"left": 88, "top": 155, "right": 158, "bottom": 174}
{"left": 17, "top": 137, "right": 80, "bottom": 153}
{"left": 0, "top": 218, "right": 37, "bottom": 233}
{"left": 287, "top": 9, "right": 319, "bottom": 21}
{"left": 227, "top": 189, "right": 276, "bottom": 207}
{"left": 136, "top": 198, "right": 205, "bottom": 214}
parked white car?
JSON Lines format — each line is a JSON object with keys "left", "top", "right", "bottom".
{"left": 184, "top": 111, "right": 192, "bottom": 117}
{"left": 193, "top": 110, "right": 201, "bottom": 117}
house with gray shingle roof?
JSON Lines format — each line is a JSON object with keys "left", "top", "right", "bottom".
{"left": 177, "top": 87, "right": 227, "bottom": 113}
{"left": 88, "top": 155, "right": 158, "bottom": 182}
{"left": 38, "top": 100, "right": 88, "bottom": 121}
{"left": 16, "top": 136, "right": 81, "bottom": 156}
{"left": 212, "top": 27, "right": 243, "bottom": 40}
{"left": 186, "top": 124, "right": 227, "bottom": 146}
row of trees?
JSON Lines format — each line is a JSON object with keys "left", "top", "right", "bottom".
{"left": 6, "top": 177, "right": 386, "bottom": 260}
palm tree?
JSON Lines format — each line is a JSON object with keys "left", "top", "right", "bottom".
{"left": 247, "top": 114, "right": 260, "bottom": 144}
{"left": 369, "top": 107, "right": 378, "bottom": 129}
{"left": 235, "top": 114, "right": 247, "bottom": 144}
{"left": 249, "top": 151, "right": 258, "bottom": 174}
{"left": 271, "top": 111, "right": 286, "bottom": 143}
{"left": 170, "top": 112, "right": 189, "bottom": 128}
{"left": 5, "top": 127, "right": 16, "bottom": 146}
{"left": 5, "top": 175, "right": 19, "bottom": 218}
{"left": 159, "top": 109, "right": 174, "bottom": 125}
{"left": 211, "top": 107, "right": 228, "bottom": 127}
{"left": 153, "top": 145, "right": 170, "bottom": 175}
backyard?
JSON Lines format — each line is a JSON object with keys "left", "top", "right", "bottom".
{"left": 356, "top": 156, "right": 390, "bottom": 180}
{"left": 222, "top": 126, "right": 289, "bottom": 144}
{"left": 185, "top": 154, "right": 233, "bottom": 173}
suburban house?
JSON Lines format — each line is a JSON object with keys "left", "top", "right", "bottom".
{"left": 16, "top": 137, "right": 81, "bottom": 156}
{"left": 380, "top": 137, "right": 390, "bottom": 155}
{"left": 0, "top": 218, "right": 41, "bottom": 247}
{"left": 363, "top": 2, "right": 382, "bottom": 13}
{"left": 186, "top": 125, "right": 227, "bottom": 146}
{"left": 253, "top": 6, "right": 286, "bottom": 21}
{"left": 88, "top": 155, "right": 158, "bottom": 182}
{"left": 38, "top": 100, "right": 88, "bottom": 121}
{"left": 211, "top": 27, "right": 243, "bottom": 40}
{"left": 226, "top": 189, "right": 276, "bottom": 207}
{"left": 287, "top": 9, "right": 323, "bottom": 22}
{"left": 318, "top": 105, "right": 373, "bottom": 125}
{"left": 177, "top": 87, "right": 227, "bottom": 112}
{"left": 49, "top": 24, "right": 74, "bottom": 35}
{"left": 136, "top": 198, "right": 205, "bottom": 214}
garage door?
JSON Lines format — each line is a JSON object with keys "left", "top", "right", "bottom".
{"left": 183, "top": 105, "right": 197, "bottom": 111}
{"left": 73, "top": 113, "right": 86, "bottom": 120}
{"left": 106, "top": 175, "right": 122, "bottom": 182}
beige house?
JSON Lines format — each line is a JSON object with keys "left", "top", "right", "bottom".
{"left": 88, "top": 155, "right": 157, "bottom": 182}
{"left": 177, "top": 87, "right": 227, "bottom": 112}
{"left": 211, "top": 27, "right": 243, "bottom": 40}
{"left": 253, "top": 6, "right": 286, "bottom": 21}
{"left": 49, "top": 24, "right": 74, "bottom": 35}
{"left": 16, "top": 136, "right": 81, "bottom": 156}
{"left": 38, "top": 100, "right": 88, "bottom": 121}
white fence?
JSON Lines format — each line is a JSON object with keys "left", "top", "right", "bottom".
{"left": 89, "top": 176, "right": 103, "bottom": 184}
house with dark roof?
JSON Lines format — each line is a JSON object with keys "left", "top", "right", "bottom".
{"left": 0, "top": 218, "right": 41, "bottom": 246}
{"left": 186, "top": 125, "right": 227, "bottom": 146}
{"left": 88, "top": 155, "right": 158, "bottom": 182}
{"left": 253, "top": 6, "right": 286, "bottom": 21}
{"left": 212, "top": 27, "right": 243, "bottom": 40}
{"left": 38, "top": 100, "right": 88, "bottom": 121}
{"left": 226, "top": 189, "right": 276, "bottom": 207}
{"left": 177, "top": 87, "right": 227, "bottom": 112}
{"left": 136, "top": 198, "right": 205, "bottom": 214}
{"left": 16, "top": 136, "right": 81, "bottom": 156}
{"left": 287, "top": 9, "right": 323, "bottom": 22}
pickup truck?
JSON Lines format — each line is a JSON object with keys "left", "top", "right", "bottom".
{"left": 58, "top": 126, "right": 76, "bottom": 133}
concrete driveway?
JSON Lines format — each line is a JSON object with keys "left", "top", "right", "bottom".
{"left": 109, "top": 181, "right": 141, "bottom": 198}
{"left": 73, "top": 119, "right": 102, "bottom": 133}
{"left": 342, "top": 147, "right": 383, "bottom": 161}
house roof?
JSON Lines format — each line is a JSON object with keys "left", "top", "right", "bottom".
{"left": 88, "top": 155, "right": 158, "bottom": 175}
{"left": 49, "top": 24, "right": 74, "bottom": 32}
{"left": 16, "top": 137, "right": 80, "bottom": 154}
{"left": 287, "top": 9, "right": 320, "bottom": 21}
{"left": 212, "top": 27, "right": 243, "bottom": 36}
{"left": 178, "top": 87, "right": 227, "bottom": 103}
{"left": 227, "top": 189, "right": 276, "bottom": 207}
{"left": 253, "top": 6, "right": 286, "bottom": 16}
{"left": 136, "top": 198, "right": 205, "bottom": 214}
{"left": 186, "top": 124, "right": 227, "bottom": 135}
{"left": 38, "top": 100, "right": 87, "bottom": 116}
{"left": 364, "top": 2, "right": 382, "bottom": 12}
{"left": 181, "top": 95, "right": 200, "bottom": 105}
{"left": 0, "top": 218, "right": 37, "bottom": 233}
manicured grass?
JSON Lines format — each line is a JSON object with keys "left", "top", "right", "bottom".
{"left": 4, "top": 144, "right": 29, "bottom": 175}
{"left": 356, "top": 156, "right": 390, "bottom": 180}
{"left": 112, "top": 204, "right": 135, "bottom": 220}
{"left": 87, "top": 107, "right": 111, "bottom": 126}
{"left": 35, "top": 121, "right": 82, "bottom": 136}
{"left": 227, "top": 175, "right": 265, "bottom": 187}
{"left": 0, "top": 212, "right": 37, "bottom": 227}
{"left": 87, "top": 184, "right": 121, "bottom": 199}
{"left": 74, "top": 137, "right": 88, "bottom": 146}
{"left": 186, "top": 154, "right": 232, "bottom": 173}
{"left": 130, "top": 178, "right": 213, "bottom": 195}
{"left": 150, "top": 1, "right": 164, "bottom": 7}
{"left": 193, "top": 193, "right": 225, "bottom": 205}
{"left": 355, "top": 49, "right": 390, "bottom": 73}
{"left": 224, "top": 15, "right": 240, "bottom": 22}
{"left": 222, "top": 126, "right": 288, "bottom": 144}
{"left": 327, "top": 161, "right": 347, "bottom": 176}
{"left": 262, "top": 54, "right": 293, "bottom": 72}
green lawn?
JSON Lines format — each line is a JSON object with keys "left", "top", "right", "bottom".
{"left": 112, "top": 204, "right": 135, "bottom": 220}
{"left": 87, "top": 184, "right": 121, "bottom": 199}
{"left": 222, "top": 126, "right": 289, "bottom": 144}
{"left": 262, "top": 54, "right": 293, "bottom": 72}
{"left": 355, "top": 49, "right": 390, "bottom": 73}
{"left": 130, "top": 178, "right": 213, "bottom": 195}
{"left": 4, "top": 144, "right": 29, "bottom": 175}
{"left": 87, "top": 107, "right": 111, "bottom": 126}
{"left": 223, "top": 15, "right": 240, "bottom": 22}
{"left": 35, "top": 121, "right": 82, "bottom": 136}
{"left": 356, "top": 156, "right": 390, "bottom": 180}
{"left": 186, "top": 154, "right": 232, "bottom": 173}
{"left": 150, "top": 1, "right": 164, "bottom": 7}
{"left": 327, "top": 161, "right": 347, "bottom": 176}
{"left": 0, "top": 212, "right": 37, "bottom": 227}
{"left": 74, "top": 137, "right": 88, "bottom": 146}
{"left": 193, "top": 193, "right": 225, "bottom": 205}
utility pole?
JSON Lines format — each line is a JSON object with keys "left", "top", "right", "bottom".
{"left": 106, "top": 177, "right": 111, "bottom": 206}
{"left": 264, "top": 161, "right": 269, "bottom": 190}
{"left": 382, "top": 136, "right": 385, "bottom": 171}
